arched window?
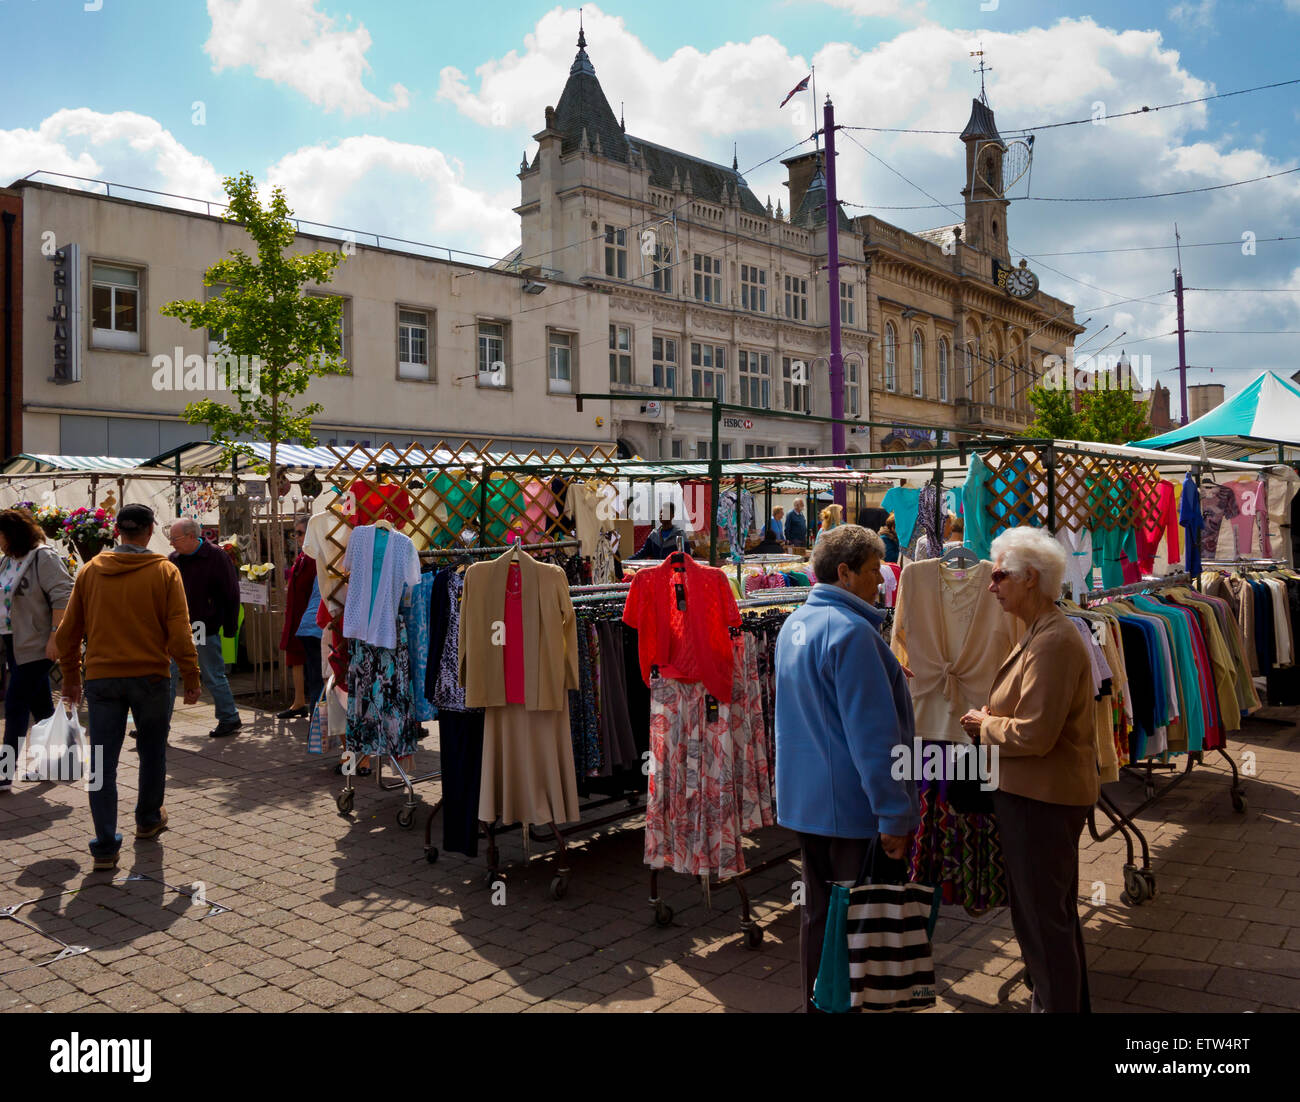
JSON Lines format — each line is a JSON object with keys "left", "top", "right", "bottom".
{"left": 937, "top": 339, "right": 949, "bottom": 402}
{"left": 884, "top": 322, "right": 897, "bottom": 391}
{"left": 911, "top": 331, "right": 924, "bottom": 396}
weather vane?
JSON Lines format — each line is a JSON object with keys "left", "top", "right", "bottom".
{"left": 970, "top": 46, "right": 992, "bottom": 105}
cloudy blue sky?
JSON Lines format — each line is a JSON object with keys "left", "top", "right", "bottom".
{"left": 3, "top": 0, "right": 1298, "bottom": 415}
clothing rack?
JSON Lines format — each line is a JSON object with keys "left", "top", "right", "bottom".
{"left": 419, "top": 538, "right": 581, "bottom": 559}
{"left": 338, "top": 539, "right": 583, "bottom": 829}
{"left": 1076, "top": 570, "right": 1247, "bottom": 904}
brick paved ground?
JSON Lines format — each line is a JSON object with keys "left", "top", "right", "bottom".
{"left": 2, "top": 678, "right": 1297, "bottom": 1013}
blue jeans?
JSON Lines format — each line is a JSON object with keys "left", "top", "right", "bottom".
{"left": 85, "top": 676, "right": 171, "bottom": 857}
{"left": 170, "top": 633, "right": 239, "bottom": 725}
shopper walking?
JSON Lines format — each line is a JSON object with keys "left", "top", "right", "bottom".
{"left": 960, "top": 526, "right": 1099, "bottom": 1013}
{"left": 0, "top": 509, "right": 74, "bottom": 792}
{"left": 774, "top": 525, "right": 920, "bottom": 1012}
{"left": 769, "top": 507, "right": 785, "bottom": 542}
{"left": 55, "top": 504, "right": 200, "bottom": 870}
{"left": 167, "top": 518, "right": 242, "bottom": 738}
{"left": 785, "top": 499, "right": 808, "bottom": 548}
{"left": 813, "top": 502, "right": 844, "bottom": 545}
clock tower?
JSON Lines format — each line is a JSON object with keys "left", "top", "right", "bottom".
{"left": 959, "top": 96, "right": 1010, "bottom": 262}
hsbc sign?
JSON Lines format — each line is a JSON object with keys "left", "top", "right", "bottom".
{"left": 722, "top": 416, "right": 753, "bottom": 431}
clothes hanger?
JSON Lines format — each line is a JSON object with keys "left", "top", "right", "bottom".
{"left": 939, "top": 544, "right": 979, "bottom": 568}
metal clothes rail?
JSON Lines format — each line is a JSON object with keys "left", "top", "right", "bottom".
{"left": 337, "top": 539, "right": 582, "bottom": 828}
{"left": 1078, "top": 571, "right": 1245, "bottom": 904}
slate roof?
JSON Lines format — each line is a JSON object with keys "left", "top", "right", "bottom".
{"left": 959, "top": 97, "right": 1002, "bottom": 142}
{"left": 541, "top": 31, "right": 768, "bottom": 218}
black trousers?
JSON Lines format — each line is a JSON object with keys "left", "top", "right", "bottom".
{"left": 992, "top": 791, "right": 1092, "bottom": 1013}
{"left": 439, "top": 710, "right": 485, "bottom": 857}
{"left": 2, "top": 635, "right": 55, "bottom": 768}
{"left": 299, "top": 634, "right": 324, "bottom": 709}
{"left": 797, "top": 832, "right": 875, "bottom": 1014}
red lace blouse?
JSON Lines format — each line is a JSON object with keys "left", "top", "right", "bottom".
{"left": 346, "top": 478, "right": 413, "bottom": 530}
{"left": 622, "top": 553, "right": 741, "bottom": 702}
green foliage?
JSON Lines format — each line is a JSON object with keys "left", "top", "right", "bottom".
{"left": 1078, "top": 383, "right": 1152, "bottom": 445}
{"left": 159, "top": 171, "right": 349, "bottom": 458}
{"left": 1025, "top": 385, "right": 1082, "bottom": 439}
{"left": 1024, "top": 375, "right": 1152, "bottom": 444}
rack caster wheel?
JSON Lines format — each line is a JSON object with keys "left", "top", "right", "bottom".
{"left": 484, "top": 870, "right": 503, "bottom": 889}
{"left": 396, "top": 806, "right": 415, "bottom": 829}
{"left": 743, "top": 924, "right": 764, "bottom": 950}
{"left": 549, "top": 876, "right": 569, "bottom": 901}
{"left": 652, "top": 901, "right": 674, "bottom": 927}
{"left": 425, "top": 847, "right": 439, "bottom": 864}
{"left": 335, "top": 790, "right": 354, "bottom": 815}
{"left": 1123, "top": 866, "right": 1150, "bottom": 905}
{"left": 1231, "top": 791, "right": 1247, "bottom": 813}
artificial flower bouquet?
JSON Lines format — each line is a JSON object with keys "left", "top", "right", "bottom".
{"left": 63, "top": 507, "right": 115, "bottom": 559}
{"left": 239, "top": 561, "right": 274, "bottom": 580}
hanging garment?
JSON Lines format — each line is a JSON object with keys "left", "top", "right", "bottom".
{"left": 303, "top": 492, "right": 351, "bottom": 614}
{"left": 961, "top": 455, "right": 996, "bottom": 561}
{"left": 1265, "top": 466, "right": 1300, "bottom": 566}
{"left": 594, "top": 620, "right": 639, "bottom": 774}
{"left": 460, "top": 546, "right": 580, "bottom": 827}
{"left": 1137, "top": 479, "right": 1180, "bottom": 574}
{"left": 1056, "top": 527, "right": 1094, "bottom": 600}
{"left": 406, "top": 572, "right": 435, "bottom": 722}
{"left": 346, "top": 478, "right": 414, "bottom": 530}
{"left": 890, "top": 560, "right": 1019, "bottom": 744}
{"left": 1226, "top": 481, "right": 1268, "bottom": 559}
{"left": 438, "top": 710, "right": 485, "bottom": 857}
{"left": 908, "top": 772, "right": 1008, "bottom": 914}
{"left": 342, "top": 525, "right": 420, "bottom": 649}
{"left": 1180, "top": 473, "right": 1204, "bottom": 575}
{"left": 645, "top": 634, "right": 773, "bottom": 878}
{"left": 915, "top": 484, "right": 942, "bottom": 555}
{"left": 345, "top": 612, "right": 424, "bottom": 758}
{"left": 1200, "top": 483, "right": 1239, "bottom": 561}
{"left": 622, "top": 554, "right": 742, "bottom": 703}
{"left": 880, "top": 562, "right": 901, "bottom": 608}
{"left": 567, "top": 481, "right": 616, "bottom": 556}
{"left": 715, "top": 488, "right": 756, "bottom": 549}
{"left": 882, "top": 486, "right": 921, "bottom": 548}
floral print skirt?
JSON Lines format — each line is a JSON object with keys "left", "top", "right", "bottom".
{"left": 645, "top": 635, "right": 774, "bottom": 879}
{"left": 346, "top": 614, "right": 424, "bottom": 759}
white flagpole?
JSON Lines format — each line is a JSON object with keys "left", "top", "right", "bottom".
{"left": 811, "top": 64, "right": 819, "bottom": 152}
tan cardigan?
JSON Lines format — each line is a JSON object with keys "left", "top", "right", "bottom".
{"left": 980, "top": 606, "right": 1100, "bottom": 807}
{"left": 458, "top": 546, "right": 578, "bottom": 711}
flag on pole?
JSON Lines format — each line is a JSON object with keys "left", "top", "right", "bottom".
{"left": 780, "top": 74, "right": 811, "bottom": 109}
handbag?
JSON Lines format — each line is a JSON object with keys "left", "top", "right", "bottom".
{"left": 947, "top": 740, "right": 994, "bottom": 814}
{"left": 24, "top": 702, "right": 87, "bottom": 783}
{"left": 813, "top": 839, "right": 941, "bottom": 1013}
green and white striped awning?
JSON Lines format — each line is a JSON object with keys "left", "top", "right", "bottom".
{"left": 1, "top": 454, "right": 148, "bottom": 474}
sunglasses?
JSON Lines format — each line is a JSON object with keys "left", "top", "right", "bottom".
{"left": 990, "top": 569, "right": 1013, "bottom": 584}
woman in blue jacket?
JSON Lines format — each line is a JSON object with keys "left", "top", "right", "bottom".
{"left": 774, "top": 524, "right": 920, "bottom": 1012}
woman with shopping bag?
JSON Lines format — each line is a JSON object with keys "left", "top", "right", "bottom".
{"left": 0, "top": 509, "right": 74, "bottom": 792}
{"left": 773, "top": 525, "right": 922, "bottom": 1012}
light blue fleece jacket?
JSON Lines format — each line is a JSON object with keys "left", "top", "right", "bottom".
{"left": 774, "top": 583, "right": 920, "bottom": 838}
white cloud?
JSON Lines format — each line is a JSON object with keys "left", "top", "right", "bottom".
{"left": 1168, "top": 0, "right": 1216, "bottom": 31}
{"left": 204, "top": 0, "right": 409, "bottom": 116}
{"left": 0, "top": 109, "right": 223, "bottom": 200}
{"left": 266, "top": 136, "right": 520, "bottom": 259}
{"left": 809, "top": 0, "right": 929, "bottom": 20}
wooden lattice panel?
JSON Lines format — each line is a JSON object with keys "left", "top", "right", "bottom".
{"left": 981, "top": 445, "right": 1049, "bottom": 533}
{"left": 1053, "top": 453, "right": 1105, "bottom": 533}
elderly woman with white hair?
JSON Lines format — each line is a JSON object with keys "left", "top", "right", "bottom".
{"left": 959, "top": 525, "right": 1099, "bottom": 1014}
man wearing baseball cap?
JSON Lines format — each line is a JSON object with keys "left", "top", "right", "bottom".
{"left": 55, "top": 504, "right": 200, "bottom": 871}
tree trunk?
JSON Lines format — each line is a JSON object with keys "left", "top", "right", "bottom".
{"left": 268, "top": 393, "right": 287, "bottom": 701}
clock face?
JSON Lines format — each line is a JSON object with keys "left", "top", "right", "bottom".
{"left": 1007, "top": 266, "right": 1039, "bottom": 298}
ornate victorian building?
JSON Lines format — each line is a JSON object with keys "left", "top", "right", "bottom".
{"left": 515, "top": 30, "right": 1083, "bottom": 463}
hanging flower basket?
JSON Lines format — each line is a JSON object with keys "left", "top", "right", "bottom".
{"left": 64, "top": 507, "right": 115, "bottom": 561}
{"left": 33, "top": 505, "right": 69, "bottom": 541}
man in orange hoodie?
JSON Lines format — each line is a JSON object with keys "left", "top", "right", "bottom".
{"left": 55, "top": 504, "right": 201, "bottom": 871}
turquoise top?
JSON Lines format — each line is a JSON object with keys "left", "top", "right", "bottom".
{"left": 881, "top": 486, "right": 921, "bottom": 548}
{"left": 370, "top": 526, "right": 390, "bottom": 616}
